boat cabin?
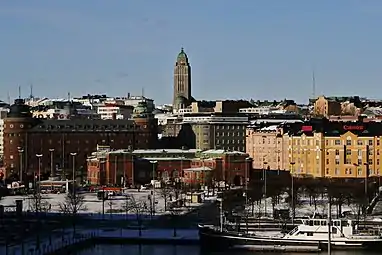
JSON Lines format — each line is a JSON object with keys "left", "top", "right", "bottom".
{"left": 285, "top": 218, "right": 365, "bottom": 240}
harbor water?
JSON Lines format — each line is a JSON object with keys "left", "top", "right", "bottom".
{"left": 76, "top": 244, "right": 381, "bottom": 255}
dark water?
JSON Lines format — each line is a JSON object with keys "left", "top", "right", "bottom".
{"left": 76, "top": 245, "right": 381, "bottom": 255}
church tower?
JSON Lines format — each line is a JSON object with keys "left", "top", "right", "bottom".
{"left": 173, "top": 48, "right": 192, "bottom": 111}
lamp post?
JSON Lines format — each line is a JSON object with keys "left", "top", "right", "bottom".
{"left": 49, "top": 149, "right": 55, "bottom": 180}
{"left": 245, "top": 157, "right": 250, "bottom": 205}
{"left": 70, "top": 152, "right": 77, "bottom": 194}
{"left": 290, "top": 161, "right": 296, "bottom": 226}
{"left": 150, "top": 160, "right": 157, "bottom": 215}
{"left": 263, "top": 160, "right": 268, "bottom": 216}
{"left": 364, "top": 162, "right": 369, "bottom": 203}
{"left": 17, "top": 147, "right": 24, "bottom": 183}
{"left": 36, "top": 154, "right": 43, "bottom": 192}
{"left": 114, "top": 155, "right": 118, "bottom": 186}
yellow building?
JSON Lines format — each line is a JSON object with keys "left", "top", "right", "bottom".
{"left": 289, "top": 123, "right": 381, "bottom": 179}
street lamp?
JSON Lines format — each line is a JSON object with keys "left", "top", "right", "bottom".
{"left": 17, "top": 147, "right": 24, "bottom": 183}
{"left": 70, "top": 152, "right": 77, "bottom": 194}
{"left": 364, "top": 162, "right": 369, "bottom": 203}
{"left": 49, "top": 149, "right": 55, "bottom": 180}
{"left": 36, "top": 154, "right": 43, "bottom": 192}
{"left": 263, "top": 160, "right": 268, "bottom": 216}
{"left": 244, "top": 157, "right": 251, "bottom": 205}
{"left": 150, "top": 160, "right": 157, "bottom": 215}
{"left": 290, "top": 161, "right": 296, "bottom": 226}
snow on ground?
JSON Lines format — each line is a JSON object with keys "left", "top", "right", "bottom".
{"left": 0, "top": 190, "right": 167, "bottom": 215}
{"left": 245, "top": 192, "right": 355, "bottom": 218}
{"left": 0, "top": 189, "right": 218, "bottom": 216}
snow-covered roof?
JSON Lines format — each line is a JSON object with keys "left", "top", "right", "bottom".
{"left": 132, "top": 149, "right": 200, "bottom": 154}
{"left": 249, "top": 119, "right": 303, "bottom": 125}
{"left": 183, "top": 166, "right": 212, "bottom": 171}
{"left": 258, "top": 125, "right": 279, "bottom": 131}
{"left": 201, "top": 149, "right": 247, "bottom": 155}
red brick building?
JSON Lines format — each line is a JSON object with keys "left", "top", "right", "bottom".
{"left": 87, "top": 149, "right": 199, "bottom": 186}
{"left": 86, "top": 148, "right": 253, "bottom": 186}
{"left": 3, "top": 99, "right": 158, "bottom": 184}
{"left": 192, "top": 149, "right": 252, "bottom": 185}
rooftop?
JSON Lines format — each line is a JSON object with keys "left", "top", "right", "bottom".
{"left": 183, "top": 166, "right": 212, "bottom": 171}
{"left": 201, "top": 149, "right": 248, "bottom": 155}
{"left": 108, "top": 149, "right": 201, "bottom": 155}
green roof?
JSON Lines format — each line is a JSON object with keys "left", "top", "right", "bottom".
{"left": 177, "top": 47, "right": 188, "bottom": 61}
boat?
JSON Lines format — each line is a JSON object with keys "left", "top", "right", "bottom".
{"left": 199, "top": 217, "right": 382, "bottom": 251}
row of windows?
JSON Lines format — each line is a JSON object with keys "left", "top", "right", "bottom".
{"left": 291, "top": 139, "right": 380, "bottom": 146}
{"left": 325, "top": 168, "right": 380, "bottom": 176}
{"left": 326, "top": 158, "right": 377, "bottom": 165}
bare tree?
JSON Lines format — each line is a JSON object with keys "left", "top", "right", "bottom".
{"left": 158, "top": 183, "right": 174, "bottom": 212}
{"left": 122, "top": 195, "right": 149, "bottom": 236}
{"left": 107, "top": 200, "right": 115, "bottom": 219}
{"left": 58, "top": 192, "right": 87, "bottom": 235}
{"left": 27, "top": 191, "right": 50, "bottom": 251}
{"left": 169, "top": 206, "right": 183, "bottom": 237}
{"left": 28, "top": 191, "right": 51, "bottom": 214}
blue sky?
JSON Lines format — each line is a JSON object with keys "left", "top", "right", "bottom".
{"left": 0, "top": 0, "right": 381, "bottom": 104}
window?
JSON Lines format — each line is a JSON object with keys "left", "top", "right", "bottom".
{"left": 358, "top": 140, "right": 363, "bottom": 145}
{"left": 358, "top": 168, "right": 362, "bottom": 176}
{"left": 368, "top": 159, "right": 373, "bottom": 165}
{"left": 10, "top": 155, "right": 13, "bottom": 159}
{"left": 326, "top": 159, "right": 329, "bottom": 164}
{"left": 358, "top": 150, "right": 362, "bottom": 156}
{"left": 326, "top": 168, "right": 329, "bottom": 175}
{"left": 346, "top": 139, "right": 352, "bottom": 146}
{"left": 377, "top": 159, "right": 380, "bottom": 165}
{"left": 335, "top": 159, "right": 340, "bottom": 165}
{"left": 335, "top": 149, "right": 339, "bottom": 155}
{"left": 335, "top": 168, "right": 340, "bottom": 175}
{"left": 369, "top": 140, "right": 373, "bottom": 146}
{"left": 377, "top": 140, "right": 380, "bottom": 146}
{"left": 358, "top": 159, "right": 362, "bottom": 165}
{"left": 346, "top": 149, "right": 351, "bottom": 155}
{"left": 335, "top": 140, "right": 341, "bottom": 145}
{"left": 346, "top": 158, "right": 352, "bottom": 164}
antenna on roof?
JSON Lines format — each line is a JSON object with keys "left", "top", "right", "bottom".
{"left": 141, "top": 87, "right": 145, "bottom": 102}
{"left": 312, "top": 68, "right": 316, "bottom": 100}
{"left": 18, "top": 85, "right": 21, "bottom": 99}
{"left": 7, "top": 92, "right": 10, "bottom": 104}
{"left": 68, "top": 92, "right": 71, "bottom": 101}
{"left": 30, "top": 84, "right": 33, "bottom": 99}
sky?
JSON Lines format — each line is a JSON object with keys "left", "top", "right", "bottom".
{"left": 0, "top": 0, "right": 381, "bottom": 105}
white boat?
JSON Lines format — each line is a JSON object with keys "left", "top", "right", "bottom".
{"left": 199, "top": 216, "right": 382, "bottom": 251}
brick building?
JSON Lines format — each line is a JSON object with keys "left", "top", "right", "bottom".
{"left": 86, "top": 148, "right": 252, "bottom": 186}
{"left": 87, "top": 149, "right": 199, "bottom": 185}
{"left": 3, "top": 99, "right": 158, "bottom": 184}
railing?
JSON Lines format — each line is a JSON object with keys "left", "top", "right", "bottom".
{"left": 3, "top": 231, "right": 97, "bottom": 255}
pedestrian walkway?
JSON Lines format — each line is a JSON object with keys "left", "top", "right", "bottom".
{"left": 0, "top": 228, "right": 199, "bottom": 255}
{"left": 0, "top": 229, "right": 96, "bottom": 255}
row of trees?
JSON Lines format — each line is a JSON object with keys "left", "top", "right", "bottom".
{"left": 245, "top": 176, "right": 379, "bottom": 220}
{"left": 27, "top": 183, "right": 184, "bottom": 239}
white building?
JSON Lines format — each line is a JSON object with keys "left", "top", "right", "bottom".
{"left": 97, "top": 104, "right": 133, "bottom": 120}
